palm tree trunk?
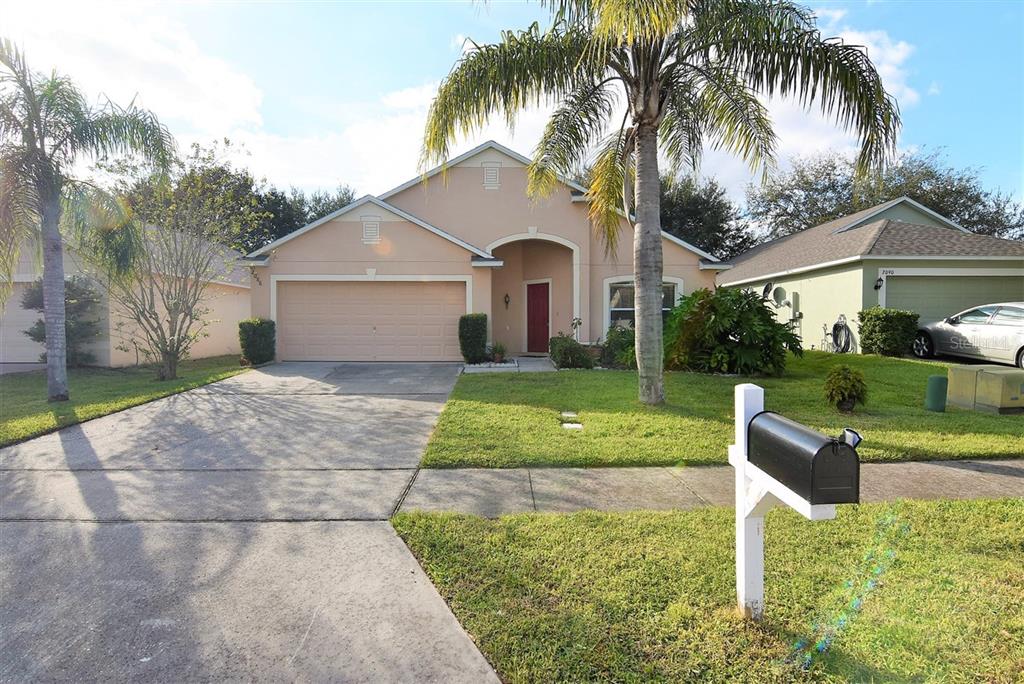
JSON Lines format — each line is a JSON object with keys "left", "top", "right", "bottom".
{"left": 40, "top": 192, "right": 69, "bottom": 401}
{"left": 633, "top": 123, "right": 665, "bottom": 405}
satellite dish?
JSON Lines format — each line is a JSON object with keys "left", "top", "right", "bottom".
{"left": 761, "top": 282, "right": 773, "bottom": 299}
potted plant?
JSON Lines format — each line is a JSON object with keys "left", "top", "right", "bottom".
{"left": 490, "top": 341, "right": 507, "bottom": 364}
{"left": 824, "top": 364, "right": 868, "bottom": 413}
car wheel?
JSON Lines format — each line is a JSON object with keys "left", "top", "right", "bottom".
{"left": 912, "top": 332, "right": 934, "bottom": 359}
{"left": 1017, "top": 347, "right": 1024, "bottom": 370}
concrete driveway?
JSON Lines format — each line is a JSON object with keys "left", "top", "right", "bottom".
{"left": 0, "top": 362, "right": 498, "bottom": 682}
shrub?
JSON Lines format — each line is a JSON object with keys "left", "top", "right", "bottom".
{"left": 458, "top": 313, "right": 488, "bottom": 363}
{"left": 549, "top": 333, "right": 594, "bottom": 369}
{"left": 857, "top": 306, "right": 919, "bottom": 356}
{"left": 664, "top": 287, "right": 802, "bottom": 375}
{"left": 489, "top": 341, "right": 507, "bottom": 363}
{"left": 600, "top": 325, "right": 635, "bottom": 368}
{"left": 238, "top": 317, "right": 276, "bottom": 365}
{"left": 21, "top": 276, "right": 102, "bottom": 367}
{"left": 824, "top": 364, "right": 868, "bottom": 413}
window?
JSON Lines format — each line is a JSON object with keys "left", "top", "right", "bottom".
{"left": 609, "top": 282, "right": 677, "bottom": 329}
{"left": 992, "top": 306, "right": 1024, "bottom": 326}
{"left": 482, "top": 162, "right": 501, "bottom": 189}
{"left": 361, "top": 217, "right": 381, "bottom": 244}
{"left": 957, "top": 306, "right": 997, "bottom": 324}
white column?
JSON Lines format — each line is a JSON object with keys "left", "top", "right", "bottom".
{"left": 731, "top": 383, "right": 766, "bottom": 620}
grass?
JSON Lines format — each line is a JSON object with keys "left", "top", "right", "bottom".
{"left": 394, "top": 499, "right": 1024, "bottom": 683}
{"left": 0, "top": 356, "right": 247, "bottom": 446}
{"left": 423, "top": 351, "right": 1023, "bottom": 467}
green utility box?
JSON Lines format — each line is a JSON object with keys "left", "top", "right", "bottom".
{"left": 947, "top": 365, "right": 1004, "bottom": 410}
{"left": 925, "top": 375, "right": 948, "bottom": 412}
{"left": 975, "top": 368, "right": 1024, "bottom": 415}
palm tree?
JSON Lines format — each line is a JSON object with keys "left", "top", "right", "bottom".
{"left": 0, "top": 38, "right": 174, "bottom": 401}
{"left": 423, "top": 0, "right": 900, "bottom": 404}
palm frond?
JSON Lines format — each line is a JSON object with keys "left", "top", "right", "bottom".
{"left": 685, "top": 0, "right": 899, "bottom": 174}
{"left": 0, "top": 147, "right": 40, "bottom": 300}
{"left": 63, "top": 182, "right": 142, "bottom": 278}
{"left": 422, "top": 21, "right": 599, "bottom": 167}
{"left": 72, "top": 99, "right": 176, "bottom": 170}
{"left": 543, "top": 0, "right": 694, "bottom": 43}
{"left": 586, "top": 128, "right": 632, "bottom": 255}
{"left": 528, "top": 78, "right": 618, "bottom": 198}
{"left": 665, "top": 64, "right": 777, "bottom": 176}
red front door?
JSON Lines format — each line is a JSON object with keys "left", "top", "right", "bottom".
{"left": 526, "top": 282, "right": 550, "bottom": 353}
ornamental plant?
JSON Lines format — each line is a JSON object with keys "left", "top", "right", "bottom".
{"left": 664, "top": 287, "right": 802, "bottom": 375}
{"left": 857, "top": 306, "right": 919, "bottom": 356}
{"left": 458, "top": 313, "right": 488, "bottom": 363}
{"left": 824, "top": 364, "right": 868, "bottom": 413}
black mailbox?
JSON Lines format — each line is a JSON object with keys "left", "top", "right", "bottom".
{"left": 747, "top": 412, "right": 860, "bottom": 504}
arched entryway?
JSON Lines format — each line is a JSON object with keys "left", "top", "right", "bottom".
{"left": 487, "top": 234, "right": 580, "bottom": 355}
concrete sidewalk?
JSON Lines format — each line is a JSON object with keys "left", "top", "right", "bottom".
{"left": 398, "top": 459, "right": 1024, "bottom": 517}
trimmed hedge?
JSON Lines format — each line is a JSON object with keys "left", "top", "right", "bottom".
{"left": 239, "top": 317, "right": 276, "bottom": 365}
{"left": 857, "top": 306, "right": 919, "bottom": 356}
{"left": 549, "top": 334, "right": 594, "bottom": 369}
{"left": 459, "top": 314, "right": 489, "bottom": 363}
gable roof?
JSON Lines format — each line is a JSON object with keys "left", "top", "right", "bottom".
{"left": 246, "top": 195, "right": 493, "bottom": 259}
{"left": 379, "top": 140, "right": 720, "bottom": 263}
{"left": 719, "top": 199, "right": 1024, "bottom": 286}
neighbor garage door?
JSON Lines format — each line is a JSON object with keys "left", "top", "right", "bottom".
{"left": 886, "top": 275, "right": 1024, "bottom": 323}
{"left": 277, "top": 281, "right": 465, "bottom": 361}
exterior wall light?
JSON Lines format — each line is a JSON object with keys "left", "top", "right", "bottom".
{"left": 504, "top": 293, "right": 511, "bottom": 309}
{"left": 874, "top": 277, "right": 884, "bottom": 291}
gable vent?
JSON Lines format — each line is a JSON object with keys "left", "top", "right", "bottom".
{"left": 361, "top": 217, "right": 381, "bottom": 244}
{"left": 482, "top": 162, "right": 501, "bottom": 189}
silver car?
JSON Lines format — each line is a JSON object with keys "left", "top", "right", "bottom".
{"left": 913, "top": 302, "right": 1024, "bottom": 368}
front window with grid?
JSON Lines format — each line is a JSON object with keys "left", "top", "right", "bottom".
{"left": 609, "top": 282, "right": 677, "bottom": 329}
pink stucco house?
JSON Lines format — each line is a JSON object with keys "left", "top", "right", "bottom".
{"left": 244, "top": 141, "right": 727, "bottom": 361}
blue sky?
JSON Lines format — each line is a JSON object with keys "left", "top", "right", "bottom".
{"left": 7, "top": 1, "right": 1023, "bottom": 205}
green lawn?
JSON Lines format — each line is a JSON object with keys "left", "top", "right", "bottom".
{"left": 424, "top": 352, "right": 1022, "bottom": 467}
{"left": 0, "top": 356, "right": 247, "bottom": 446}
{"left": 394, "top": 499, "right": 1024, "bottom": 683}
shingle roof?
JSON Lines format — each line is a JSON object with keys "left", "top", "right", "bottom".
{"left": 719, "top": 201, "right": 1024, "bottom": 285}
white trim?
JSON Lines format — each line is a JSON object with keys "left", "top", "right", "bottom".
{"left": 379, "top": 140, "right": 719, "bottom": 263}
{"left": 523, "top": 278, "right": 553, "bottom": 353}
{"left": 720, "top": 254, "right": 1024, "bottom": 288}
{"left": 602, "top": 275, "right": 684, "bottom": 332}
{"left": 487, "top": 232, "right": 584, "bottom": 341}
{"left": 835, "top": 196, "right": 969, "bottom": 234}
{"left": 876, "top": 267, "right": 1024, "bottom": 308}
{"left": 700, "top": 262, "right": 733, "bottom": 271}
{"left": 248, "top": 195, "right": 492, "bottom": 259}
{"left": 660, "top": 232, "right": 719, "bottom": 262}
{"left": 471, "top": 259, "right": 504, "bottom": 267}
{"left": 269, "top": 274, "right": 473, "bottom": 321}
{"left": 718, "top": 256, "right": 865, "bottom": 287}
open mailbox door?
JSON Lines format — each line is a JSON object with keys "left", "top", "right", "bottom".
{"left": 728, "top": 384, "right": 861, "bottom": 620}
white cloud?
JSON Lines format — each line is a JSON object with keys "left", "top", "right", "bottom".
{"left": 3, "top": 1, "right": 922, "bottom": 208}
{"left": 928, "top": 81, "right": 942, "bottom": 96}
{"left": 814, "top": 8, "right": 848, "bottom": 30}
{"left": 5, "top": 1, "right": 263, "bottom": 136}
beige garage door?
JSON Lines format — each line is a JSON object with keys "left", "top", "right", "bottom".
{"left": 886, "top": 275, "right": 1024, "bottom": 324}
{"left": 277, "top": 281, "right": 465, "bottom": 361}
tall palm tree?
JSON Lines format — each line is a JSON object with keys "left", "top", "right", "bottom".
{"left": 423, "top": 0, "right": 900, "bottom": 404}
{"left": 0, "top": 38, "right": 174, "bottom": 401}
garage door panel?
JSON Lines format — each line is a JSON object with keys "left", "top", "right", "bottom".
{"left": 887, "top": 276, "right": 1024, "bottom": 323}
{"left": 277, "top": 281, "right": 465, "bottom": 361}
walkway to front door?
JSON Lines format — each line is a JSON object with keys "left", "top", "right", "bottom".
{"left": 526, "top": 281, "right": 550, "bottom": 353}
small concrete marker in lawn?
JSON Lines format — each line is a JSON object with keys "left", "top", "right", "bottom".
{"left": 560, "top": 411, "right": 578, "bottom": 419}
{"left": 562, "top": 423, "right": 583, "bottom": 430}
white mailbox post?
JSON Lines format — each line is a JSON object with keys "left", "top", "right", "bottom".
{"left": 728, "top": 383, "right": 860, "bottom": 620}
